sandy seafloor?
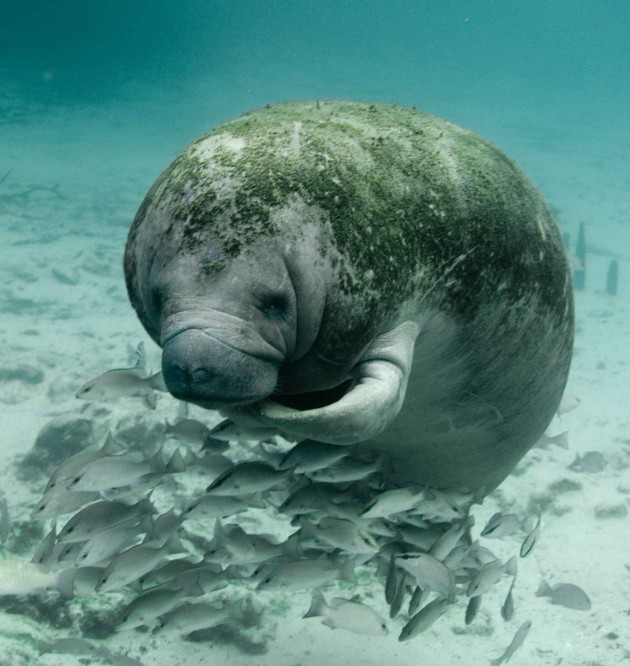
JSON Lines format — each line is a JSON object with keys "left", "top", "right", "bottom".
{"left": 0, "top": 79, "right": 629, "bottom": 666}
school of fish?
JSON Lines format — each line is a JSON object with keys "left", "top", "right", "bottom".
{"left": 0, "top": 350, "right": 591, "bottom": 659}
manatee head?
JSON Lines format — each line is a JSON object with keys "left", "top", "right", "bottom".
{"left": 123, "top": 122, "right": 335, "bottom": 409}
{"left": 125, "top": 225, "right": 302, "bottom": 409}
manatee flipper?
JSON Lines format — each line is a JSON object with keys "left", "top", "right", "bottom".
{"left": 251, "top": 322, "right": 420, "bottom": 444}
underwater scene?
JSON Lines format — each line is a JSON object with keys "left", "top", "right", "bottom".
{"left": 0, "top": 2, "right": 629, "bottom": 665}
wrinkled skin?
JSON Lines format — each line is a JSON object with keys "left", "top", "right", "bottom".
{"left": 125, "top": 101, "right": 574, "bottom": 493}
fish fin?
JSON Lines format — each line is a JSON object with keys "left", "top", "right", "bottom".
{"left": 248, "top": 492, "right": 267, "bottom": 509}
{"left": 166, "top": 448, "right": 187, "bottom": 474}
{"left": 303, "top": 589, "right": 327, "bottom": 618}
{"left": 535, "top": 579, "right": 551, "bottom": 597}
{"left": 162, "top": 532, "right": 187, "bottom": 555}
{"left": 201, "top": 435, "right": 230, "bottom": 453}
{"left": 102, "top": 433, "right": 125, "bottom": 456}
{"left": 131, "top": 341, "right": 146, "bottom": 368}
{"left": 503, "top": 556, "right": 518, "bottom": 577}
{"left": 230, "top": 598, "right": 247, "bottom": 620}
{"left": 149, "top": 371, "right": 168, "bottom": 392}
{"left": 144, "top": 391, "right": 157, "bottom": 410}
{"left": 339, "top": 558, "right": 357, "bottom": 584}
{"left": 212, "top": 519, "right": 227, "bottom": 545}
{"left": 56, "top": 568, "right": 78, "bottom": 597}
{"left": 282, "top": 533, "right": 303, "bottom": 559}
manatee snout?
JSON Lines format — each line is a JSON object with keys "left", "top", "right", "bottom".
{"left": 162, "top": 329, "right": 279, "bottom": 408}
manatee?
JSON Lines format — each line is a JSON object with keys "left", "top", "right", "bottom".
{"left": 124, "top": 100, "right": 574, "bottom": 493}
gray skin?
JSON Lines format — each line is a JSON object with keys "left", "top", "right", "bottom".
{"left": 124, "top": 100, "right": 574, "bottom": 493}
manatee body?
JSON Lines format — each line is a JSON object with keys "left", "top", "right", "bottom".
{"left": 124, "top": 100, "right": 574, "bottom": 493}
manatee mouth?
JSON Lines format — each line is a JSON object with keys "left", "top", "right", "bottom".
{"left": 162, "top": 329, "right": 278, "bottom": 408}
{"left": 271, "top": 380, "right": 352, "bottom": 411}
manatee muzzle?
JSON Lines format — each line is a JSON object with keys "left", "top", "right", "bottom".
{"left": 161, "top": 329, "right": 279, "bottom": 407}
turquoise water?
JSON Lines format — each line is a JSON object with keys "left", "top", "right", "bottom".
{"left": 1, "top": 3, "right": 628, "bottom": 665}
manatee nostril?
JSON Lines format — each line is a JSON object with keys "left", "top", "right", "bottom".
{"left": 192, "top": 368, "right": 211, "bottom": 383}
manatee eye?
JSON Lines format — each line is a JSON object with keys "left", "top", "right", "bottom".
{"left": 259, "top": 293, "right": 289, "bottom": 320}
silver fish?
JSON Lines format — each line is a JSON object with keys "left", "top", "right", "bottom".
{"left": 465, "top": 594, "right": 481, "bottom": 625}
{"left": 156, "top": 599, "right": 245, "bottom": 634}
{"left": 256, "top": 556, "right": 356, "bottom": 591}
{"left": 396, "top": 553, "right": 459, "bottom": 598}
{"left": 304, "top": 590, "right": 388, "bottom": 636}
{"left": 0, "top": 494, "right": 10, "bottom": 543}
{"left": 557, "top": 393, "right": 580, "bottom": 414}
{"left": 481, "top": 512, "right": 523, "bottom": 539}
{"left": 183, "top": 494, "right": 261, "bottom": 521}
{"left": 31, "top": 488, "right": 100, "bottom": 520}
{"left": 95, "top": 648, "right": 148, "bottom": 666}
{"left": 58, "top": 498, "right": 154, "bottom": 543}
{"left": 68, "top": 449, "right": 184, "bottom": 492}
{"left": 210, "top": 520, "right": 285, "bottom": 565}
{"left": 37, "top": 637, "right": 100, "bottom": 657}
{"left": 209, "top": 418, "right": 279, "bottom": 443}
{"left": 118, "top": 580, "right": 204, "bottom": 630}
{"left": 408, "top": 488, "right": 465, "bottom": 522}
{"left": 306, "top": 457, "right": 385, "bottom": 483}
{"left": 385, "top": 552, "right": 398, "bottom": 605}
{"left": 398, "top": 597, "right": 450, "bottom": 641}
{"left": 300, "top": 517, "right": 379, "bottom": 556}
{"left": 467, "top": 557, "right": 517, "bottom": 597}
{"left": 164, "top": 418, "right": 212, "bottom": 444}
{"left": 75, "top": 516, "right": 152, "bottom": 567}
{"left": 76, "top": 367, "right": 166, "bottom": 408}
{"left": 568, "top": 451, "right": 606, "bottom": 473}
{"left": 429, "top": 520, "right": 469, "bottom": 561}
{"left": 536, "top": 580, "right": 591, "bottom": 610}
{"left": 279, "top": 484, "right": 336, "bottom": 516}
{"left": 360, "top": 486, "right": 424, "bottom": 519}
{"left": 490, "top": 620, "right": 531, "bottom": 666}
{"left": 279, "top": 440, "right": 350, "bottom": 473}
{"left": 520, "top": 514, "right": 541, "bottom": 557}
{"left": 534, "top": 430, "right": 569, "bottom": 449}
{"left": 190, "top": 452, "right": 234, "bottom": 478}
{"left": 96, "top": 533, "right": 189, "bottom": 592}
{"left": 407, "top": 584, "right": 428, "bottom": 616}
{"left": 31, "top": 520, "right": 57, "bottom": 565}
{"left": 0, "top": 559, "right": 75, "bottom": 596}
{"left": 389, "top": 572, "right": 408, "bottom": 618}
{"left": 397, "top": 524, "right": 441, "bottom": 552}
{"left": 43, "top": 434, "right": 124, "bottom": 494}
{"left": 206, "top": 461, "right": 289, "bottom": 496}
{"left": 501, "top": 576, "right": 516, "bottom": 621}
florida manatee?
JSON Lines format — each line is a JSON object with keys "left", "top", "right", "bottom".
{"left": 124, "top": 100, "right": 574, "bottom": 493}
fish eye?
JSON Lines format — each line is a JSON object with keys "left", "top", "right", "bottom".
{"left": 66, "top": 526, "right": 74, "bottom": 533}
{"left": 70, "top": 477, "right": 80, "bottom": 486}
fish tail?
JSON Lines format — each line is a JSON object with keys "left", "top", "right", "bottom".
{"left": 149, "top": 371, "right": 168, "bottom": 392}
{"left": 303, "top": 589, "right": 327, "bottom": 618}
{"left": 535, "top": 579, "right": 551, "bottom": 597}
{"left": 166, "top": 449, "right": 187, "bottom": 473}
